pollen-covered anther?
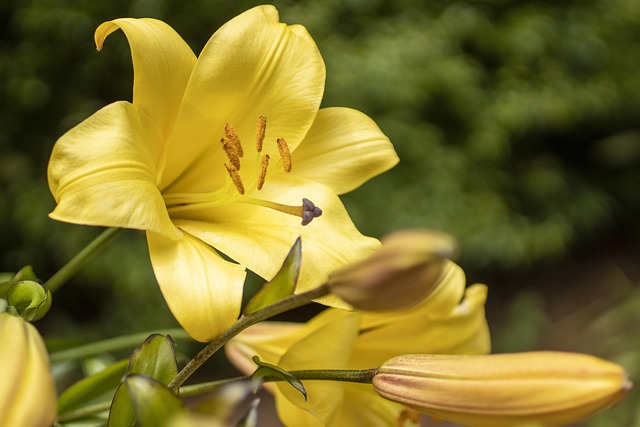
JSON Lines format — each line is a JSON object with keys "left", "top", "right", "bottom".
{"left": 224, "top": 123, "right": 243, "bottom": 157}
{"left": 257, "top": 154, "right": 270, "bottom": 190}
{"left": 302, "top": 198, "right": 322, "bottom": 226}
{"left": 224, "top": 163, "right": 245, "bottom": 195}
{"left": 220, "top": 137, "right": 241, "bottom": 170}
{"left": 277, "top": 137, "right": 292, "bottom": 173}
{"left": 256, "top": 115, "right": 267, "bottom": 152}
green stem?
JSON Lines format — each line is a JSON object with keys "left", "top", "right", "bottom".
{"left": 167, "top": 284, "right": 331, "bottom": 391}
{"left": 181, "top": 368, "right": 377, "bottom": 396}
{"left": 57, "top": 368, "right": 377, "bottom": 422}
{"left": 44, "top": 227, "right": 121, "bottom": 293}
{"left": 49, "top": 328, "right": 191, "bottom": 363}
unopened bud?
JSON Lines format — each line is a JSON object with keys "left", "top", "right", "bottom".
{"left": 373, "top": 352, "right": 632, "bottom": 427}
{"left": 0, "top": 313, "right": 56, "bottom": 426}
{"left": 327, "top": 230, "right": 458, "bottom": 311}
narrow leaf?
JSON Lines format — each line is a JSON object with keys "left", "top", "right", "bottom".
{"left": 57, "top": 359, "right": 128, "bottom": 415}
{"left": 244, "top": 237, "right": 302, "bottom": 314}
{"left": 251, "top": 356, "right": 306, "bottom": 401}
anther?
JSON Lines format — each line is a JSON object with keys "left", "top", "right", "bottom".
{"left": 257, "top": 154, "right": 270, "bottom": 190}
{"left": 277, "top": 137, "right": 292, "bottom": 173}
{"left": 256, "top": 116, "right": 267, "bottom": 152}
{"left": 224, "top": 163, "right": 245, "bottom": 195}
{"left": 301, "top": 198, "right": 322, "bottom": 226}
{"left": 224, "top": 123, "right": 243, "bottom": 157}
{"left": 220, "top": 138, "right": 241, "bottom": 170}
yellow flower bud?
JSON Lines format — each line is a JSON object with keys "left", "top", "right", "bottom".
{"left": 0, "top": 313, "right": 56, "bottom": 427}
{"left": 327, "top": 230, "right": 458, "bottom": 311}
{"left": 372, "top": 352, "right": 631, "bottom": 427}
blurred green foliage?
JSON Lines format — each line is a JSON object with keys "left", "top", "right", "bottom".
{"left": 1, "top": 0, "right": 640, "bottom": 424}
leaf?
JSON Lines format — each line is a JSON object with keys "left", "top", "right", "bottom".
{"left": 251, "top": 356, "right": 306, "bottom": 401}
{"left": 108, "top": 334, "right": 179, "bottom": 427}
{"left": 243, "top": 237, "right": 302, "bottom": 314}
{"left": 236, "top": 398, "right": 260, "bottom": 427}
{"left": 57, "top": 359, "right": 129, "bottom": 415}
{"left": 189, "top": 381, "right": 255, "bottom": 425}
{"left": 125, "top": 374, "right": 186, "bottom": 426}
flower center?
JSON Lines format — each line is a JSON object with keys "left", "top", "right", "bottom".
{"left": 219, "top": 116, "right": 322, "bottom": 226}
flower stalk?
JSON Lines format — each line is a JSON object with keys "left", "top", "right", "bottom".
{"left": 43, "top": 227, "right": 121, "bottom": 293}
{"left": 167, "top": 284, "right": 331, "bottom": 391}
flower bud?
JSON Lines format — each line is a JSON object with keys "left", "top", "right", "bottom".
{"left": 0, "top": 313, "right": 56, "bottom": 427}
{"left": 372, "top": 352, "right": 631, "bottom": 427}
{"left": 327, "top": 230, "right": 458, "bottom": 311}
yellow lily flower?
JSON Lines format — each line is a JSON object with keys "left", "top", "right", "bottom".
{"left": 47, "top": 6, "right": 398, "bottom": 341}
{"left": 373, "top": 352, "right": 632, "bottom": 427}
{"left": 226, "top": 261, "right": 490, "bottom": 426}
{"left": 0, "top": 313, "right": 56, "bottom": 427}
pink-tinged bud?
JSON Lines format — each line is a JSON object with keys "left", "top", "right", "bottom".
{"left": 0, "top": 313, "right": 56, "bottom": 427}
{"left": 373, "top": 352, "right": 631, "bottom": 427}
{"left": 327, "top": 230, "right": 458, "bottom": 311}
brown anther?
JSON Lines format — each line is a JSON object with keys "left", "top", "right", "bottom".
{"left": 277, "top": 137, "right": 292, "bottom": 173}
{"left": 224, "top": 123, "right": 243, "bottom": 157}
{"left": 220, "top": 137, "right": 241, "bottom": 170}
{"left": 257, "top": 154, "right": 270, "bottom": 190}
{"left": 256, "top": 116, "right": 267, "bottom": 152}
{"left": 301, "top": 198, "right": 322, "bottom": 226}
{"left": 224, "top": 163, "right": 245, "bottom": 195}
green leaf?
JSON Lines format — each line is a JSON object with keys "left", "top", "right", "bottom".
{"left": 189, "top": 381, "right": 254, "bottom": 425}
{"left": 125, "top": 374, "right": 186, "bottom": 426}
{"left": 244, "top": 237, "right": 302, "bottom": 314}
{"left": 236, "top": 398, "right": 260, "bottom": 427}
{"left": 251, "top": 356, "right": 306, "bottom": 401}
{"left": 57, "top": 359, "right": 129, "bottom": 416}
{"left": 108, "top": 334, "right": 179, "bottom": 427}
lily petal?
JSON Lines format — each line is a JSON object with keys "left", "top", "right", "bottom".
{"left": 161, "top": 5, "right": 325, "bottom": 193}
{"left": 276, "top": 310, "right": 362, "bottom": 426}
{"left": 290, "top": 107, "right": 399, "bottom": 195}
{"left": 95, "top": 18, "right": 196, "bottom": 140}
{"left": 352, "top": 284, "right": 490, "bottom": 368}
{"left": 48, "top": 102, "right": 179, "bottom": 239}
{"left": 172, "top": 177, "right": 379, "bottom": 306}
{"left": 146, "top": 230, "right": 246, "bottom": 342}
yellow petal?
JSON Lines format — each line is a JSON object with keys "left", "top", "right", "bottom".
{"left": 146, "top": 230, "right": 246, "bottom": 342}
{"left": 225, "top": 321, "right": 306, "bottom": 375}
{"left": 48, "top": 102, "right": 179, "bottom": 239}
{"left": 352, "top": 284, "right": 490, "bottom": 369}
{"left": 0, "top": 314, "right": 56, "bottom": 427}
{"left": 94, "top": 18, "right": 196, "bottom": 140}
{"left": 276, "top": 310, "right": 361, "bottom": 426}
{"left": 172, "top": 177, "right": 379, "bottom": 305}
{"left": 290, "top": 107, "right": 399, "bottom": 195}
{"left": 160, "top": 5, "right": 325, "bottom": 193}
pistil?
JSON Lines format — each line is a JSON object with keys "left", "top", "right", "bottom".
{"left": 241, "top": 197, "right": 322, "bottom": 226}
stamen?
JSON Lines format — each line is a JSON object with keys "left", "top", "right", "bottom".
{"left": 256, "top": 115, "right": 267, "bottom": 152}
{"left": 241, "top": 197, "right": 322, "bottom": 226}
{"left": 277, "top": 137, "right": 292, "bottom": 173}
{"left": 257, "top": 154, "right": 270, "bottom": 190}
{"left": 224, "top": 123, "right": 244, "bottom": 157}
{"left": 224, "top": 163, "right": 245, "bottom": 195}
{"left": 220, "top": 137, "right": 241, "bottom": 170}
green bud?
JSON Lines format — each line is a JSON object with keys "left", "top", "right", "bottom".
{"left": 0, "top": 267, "right": 51, "bottom": 320}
